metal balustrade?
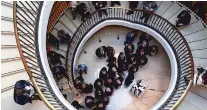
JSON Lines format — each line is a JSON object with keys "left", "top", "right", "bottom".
{"left": 12, "top": 1, "right": 206, "bottom": 110}
{"left": 13, "top": 1, "right": 66, "bottom": 110}
{"left": 66, "top": 7, "right": 194, "bottom": 110}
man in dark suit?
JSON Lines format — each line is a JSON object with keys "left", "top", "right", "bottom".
{"left": 75, "top": 2, "right": 91, "bottom": 21}
{"left": 96, "top": 46, "right": 107, "bottom": 59}
{"left": 126, "top": 1, "right": 139, "bottom": 15}
{"left": 92, "top": 1, "right": 108, "bottom": 17}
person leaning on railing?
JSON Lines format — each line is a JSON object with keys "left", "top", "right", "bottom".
{"left": 92, "top": 1, "right": 108, "bottom": 17}
{"left": 126, "top": 1, "right": 139, "bottom": 15}
{"left": 58, "top": 29, "right": 71, "bottom": 44}
{"left": 47, "top": 50, "right": 65, "bottom": 65}
{"left": 141, "top": 1, "right": 158, "bottom": 23}
{"left": 70, "top": 1, "right": 79, "bottom": 20}
{"left": 75, "top": 2, "right": 91, "bottom": 21}
{"left": 13, "top": 80, "right": 45, "bottom": 105}
{"left": 47, "top": 33, "right": 60, "bottom": 50}
{"left": 69, "top": 1, "right": 91, "bottom": 21}
{"left": 110, "top": 1, "right": 121, "bottom": 7}
{"left": 51, "top": 66, "right": 67, "bottom": 80}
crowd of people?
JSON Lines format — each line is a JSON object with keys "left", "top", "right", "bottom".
{"left": 46, "top": 29, "right": 72, "bottom": 81}
{"left": 70, "top": 1, "right": 196, "bottom": 28}
{"left": 12, "top": 1, "right": 207, "bottom": 107}
{"left": 72, "top": 30, "right": 159, "bottom": 110}
{"left": 71, "top": 1, "right": 159, "bottom": 24}
{"left": 70, "top": 1, "right": 121, "bottom": 21}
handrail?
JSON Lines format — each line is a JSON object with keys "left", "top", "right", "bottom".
{"left": 1, "top": 68, "right": 25, "bottom": 77}
{"left": 1, "top": 44, "right": 33, "bottom": 49}
{"left": 13, "top": 1, "right": 197, "bottom": 109}
{"left": 13, "top": 1, "right": 59, "bottom": 110}
{"left": 1, "top": 31, "right": 15, "bottom": 35}
{"left": 2, "top": 1, "right": 37, "bottom": 14}
{"left": 1, "top": 85, "right": 14, "bottom": 93}
{"left": 1, "top": 56, "right": 22, "bottom": 63}
{"left": 66, "top": 7, "right": 194, "bottom": 110}
{"left": 1, "top": 16, "right": 32, "bottom": 26}
{"left": 170, "top": 80, "right": 193, "bottom": 110}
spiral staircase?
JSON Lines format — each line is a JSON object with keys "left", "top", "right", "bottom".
{"left": 1, "top": 1, "right": 207, "bottom": 110}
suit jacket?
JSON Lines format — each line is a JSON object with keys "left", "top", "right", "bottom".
{"left": 118, "top": 55, "right": 128, "bottom": 72}
{"left": 75, "top": 3, "right": 87, "bottom": 16}
{"left": 51, "top": 66, "right": 66, "bottom": 76}
{"left": 80, "top": 84, "right": 93, "bottom": 93}
{"left": 99, "top": 67, "right": 108, "bottom": 80}
{"left": 47, "top": 33, "right": 59, "bottom": 46}
{"left": 96, "top": 46, "right": 107, "bottom": 57}
{"left": 85, "top": 96, "right": 95, "bottom": 108}
{"left": 124, "top": 44, "right": 135, "bottom": 54}
{"left": 112, "top": 77, "right": 123, "bottom": 89}
{"left": 94, "top": 78, "right": 103, "bottom": 89}
{"left": 125, "top": 74, "right": 134, "bottom": 87}
{"left": 142, "top": 1, "right": 157, "bottom": 12}
{"left": 177, "top": 10, "right": 191, "bottom": 25}
{"left": 92, "top": 1, "right": 107, "bottom": 9}
{"left": 105, "top": 86, "right": 113, "bottom": 96}
{"left": 47, "top": 51, "right": 65, "bottom": 65}
{"left": 129, "top": 1, "right": 139, "bottom": 9}
{"left": 95, "top": 88, "right": 105, "bottom": 100}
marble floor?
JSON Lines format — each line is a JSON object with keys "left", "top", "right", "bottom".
{"left": 73, "top": 26, "right": 171, "bottom": 110}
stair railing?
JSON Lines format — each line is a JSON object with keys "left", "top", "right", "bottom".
{"left": 66, "top": 7, "right": 194, "bottom": 110}
{"left": 13, "top": 1, "right": 69, "bottom": 109}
